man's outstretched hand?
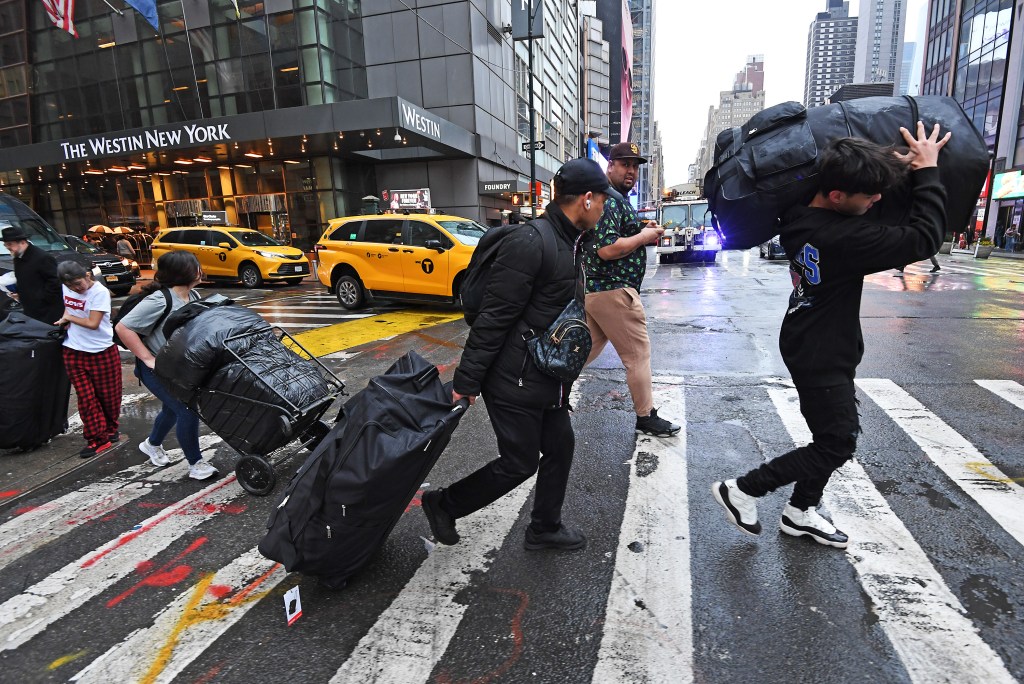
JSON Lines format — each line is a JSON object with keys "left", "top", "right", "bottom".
{"left": 896, "top": 121, "right": 952, "bottom": 170}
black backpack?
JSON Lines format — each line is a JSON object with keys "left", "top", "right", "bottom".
{"left": 460, "top": 218, "right": 557, "bottom": 326}
{"left": 111, "top": 288, "right": 172, "bottom": 349}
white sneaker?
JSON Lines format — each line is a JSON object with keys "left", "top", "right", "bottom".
{"left": 711, "top": 479, "right": 761, "bottom": 535}
{"left": 188, "top": 458, "right": 218, "bottom": 480}
{"left": 780, "top": 503, "right": 849, "bottom": 548}
{"left": 139, "top": 439, "right": 170, "bottom": 467}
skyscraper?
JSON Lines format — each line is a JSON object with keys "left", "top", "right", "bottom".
{"left": 693, "top": 56, "right": 766, "bottom": 188}
{"left": 901, "top": 42, "right": 917, "bottom": 95}
{"left": 854, "top": 0, "right": 909, "bottom": 90}
{"left": 804, "top": 1, "right": 859, "bottom": 108}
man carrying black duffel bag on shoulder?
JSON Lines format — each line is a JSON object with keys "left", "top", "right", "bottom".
{"left": 712, "top": 122, "right": 950, "bottom": 549}
{"left": 422, "top": 158, "right": 620, "bottom": 551}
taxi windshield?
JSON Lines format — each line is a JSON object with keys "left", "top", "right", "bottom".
{"left": 228, "top": 231, "right": 283, "bottom": 247}
{"left": 438, "top": 220, "right": 488, "bottom": 246}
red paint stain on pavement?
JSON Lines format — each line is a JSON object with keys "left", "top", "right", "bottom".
{"left": 191, "top": 663, "right": 224, "bottom": 684}
{"left": 81, "top": 478, "right": 235, "bottom": 569}
{"left": 106, "top": 537, "right": 207, "bottom": 608}
{"left": 0, "top": 490, "right": 22, "bottom": 499}
{"left": 434, "top": 588, "right": 529, "bottom": 684}
{"left": 404, "top": 489, "right": 424, "bottom": 513}
{"left": 137, "top": 502, "right": 173, "bottom": 509}
{"left": 192, "top": 502, "right": 247, "bottom": 515}
{"left": 206, "top": 584, "right": 232, "bottom": 600}
{"left": 15, "top": 505, "right": 43, "bottom": 515}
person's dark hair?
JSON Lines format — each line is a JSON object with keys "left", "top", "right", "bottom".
{"left": 141, "top": 250, "right": 200, "bottom": 294}
{"left": 554, "top": 193, "right": 580, "bottom": 208}
{"left": 57, "top": 260, "right": 91, "bottom": 283}
{"left": 818, "top": 137, "right": 908, "bottom": 196}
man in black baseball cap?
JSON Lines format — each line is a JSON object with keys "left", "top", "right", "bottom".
{"left": 422, "top": 157, "right": 615, "bottom": 554}
{"left": 582, "top": 143, "right": 682, "bottom": 438}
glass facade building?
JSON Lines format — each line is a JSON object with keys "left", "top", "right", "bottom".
{"left": 0, "top": 0, "right": 568, "bottom": 250}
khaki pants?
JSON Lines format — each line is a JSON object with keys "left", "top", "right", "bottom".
{"left": 584, "top": 287, "right": 653, "bottom": 417}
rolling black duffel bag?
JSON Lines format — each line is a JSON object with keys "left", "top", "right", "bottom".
{"left": 258, "top": 350, "right": 469, "bottom": 589}
{"left": 703, "top": 95, "right": 990, "bottom": 250}
{"left": 0, "top": 313, "right": 71, "bottom": 450}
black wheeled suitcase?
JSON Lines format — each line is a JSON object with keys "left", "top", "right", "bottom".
{"left": 0, "top": 313, "right": 71, "bottom": 450}
{"left": 258, "top": 350, "right": 469, "bottom": 589}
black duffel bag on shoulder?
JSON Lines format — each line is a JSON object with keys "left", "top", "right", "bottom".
{"left": 703, "top": 95, "right": 990, "bottom": 250}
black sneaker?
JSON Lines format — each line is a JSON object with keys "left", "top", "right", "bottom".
{"left": 422, "top": 489, "right": 460, "bottom": 545}
{"left": 635, "top": 408, "right": 681, "bottom": 437}
{"left": 107, "top": 431, "right": 120, "bottom": 443}
{"left": 930, "top": 265, "right": 940, "bottom": 273}
{"left": 79, "top": 442, "right": 113, "bottom": 459}
{"left": 524, "top": 525, "right": 586, "bottom": 551}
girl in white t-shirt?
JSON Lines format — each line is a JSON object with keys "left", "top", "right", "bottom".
{"left": 55, "top": 261, "right": 122, "bottom": 459}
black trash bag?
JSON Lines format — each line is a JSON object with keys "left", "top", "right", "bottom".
{"left": 0, "top": 313, "right": 71, "bottom": 450}
{"left": 195, "top": 336, "right": 331, "bottom": 455}
{"left": 0, "top": 290, "right": 22, "bottom": 324}
{"left": 704, "top": 95, "right": 990, "bottom": 249}
{"left": 155, "top": 304, "right": 271, "bottom": 404}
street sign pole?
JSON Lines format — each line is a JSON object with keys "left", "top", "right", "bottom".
{"left": 528, "top": 0, "right": 536, "bottom": 212}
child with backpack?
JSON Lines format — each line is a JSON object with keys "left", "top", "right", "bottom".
{"left": 113, "top": 251, "right": 217, "bottom": 480}
{"left": 55, "top": 261, "right": 122, "bottom": 459}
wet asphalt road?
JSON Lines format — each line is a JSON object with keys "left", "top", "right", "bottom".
{"left": 0, "top": 248, "right": 1022, "bottom": 683}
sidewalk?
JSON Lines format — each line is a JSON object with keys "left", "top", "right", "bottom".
{"left": 950, "top": 247, "right": 1024, "bottom": 260}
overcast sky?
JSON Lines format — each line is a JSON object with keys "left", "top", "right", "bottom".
{"left": 653, "top": 0, "right": 930, "bottom": 187}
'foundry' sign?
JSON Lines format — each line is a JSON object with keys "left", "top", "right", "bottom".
{"left": 59, "top": 123, "right": 232, "bottom": 161}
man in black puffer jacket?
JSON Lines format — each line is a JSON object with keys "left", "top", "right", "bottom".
{"left": 423, "top": 159, "right": 622, "bottom": 551}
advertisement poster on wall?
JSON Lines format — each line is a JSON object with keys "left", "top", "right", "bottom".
{"left": 597, "top": 0, "right": 633, "bottom": 144}
{"left": 382, "top": 189, "right": 432, "bottom": 212}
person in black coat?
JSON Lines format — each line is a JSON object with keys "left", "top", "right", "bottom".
{"left": 712, "top": 122, "right": 950, "bottom": 550}
{"left": 2, "top": 225, "right": 63, "bottom": 324}
{"left": 422, "top": 159, "right": 622, "bottom": 551}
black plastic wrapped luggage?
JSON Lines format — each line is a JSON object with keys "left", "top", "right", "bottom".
{"left": 0, "top": 313, "right": 70, "bottom": 450}
{"left": 258, "top": 351, "right": 469, "bottom": 589}
{"left": 0, "top": 291, "right": 20, "bottom": 323}
{"left": 195, "top": 334, "right": 332, "bottom": 456}
{"left": 703, "top": 95, "right": 990, "bottom": 249}
{"left": 155, "top": 303, "right": 271, "bottom": 405}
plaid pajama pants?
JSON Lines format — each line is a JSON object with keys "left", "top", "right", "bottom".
{"left": 63, "top": 345, "right": 123, "bottom": 447}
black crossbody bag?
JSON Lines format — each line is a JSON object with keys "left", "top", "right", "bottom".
{"left": 523, "top": 251, "right": 592, "bottom": 383}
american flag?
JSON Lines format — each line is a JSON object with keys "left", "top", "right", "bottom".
{"left": 40, "top": 0, "right": 78, "bottom": 36}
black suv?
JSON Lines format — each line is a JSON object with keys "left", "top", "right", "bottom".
{"left": 61, "top": 235, "right": 136, "bottom": 295}
{"left": 0, "top": 193, "right": 93, "bottom": 289}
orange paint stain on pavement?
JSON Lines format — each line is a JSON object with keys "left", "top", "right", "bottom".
{"left": 139, "top": 563, "right": 281, "bottom": 684}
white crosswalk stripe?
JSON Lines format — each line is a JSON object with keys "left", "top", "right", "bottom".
{"left": 0, "top": 474, "right": 244, "bottom": 652}
{"left": 769, "top": 388, "right": 1016, "bottom": 684}
{"left": 0, "top": 434, "right": 223, "bottom": 573}
{"left": 857, "top": 379, "right": 1024, "bottom": 548}
{"left": 976, "top": 379, "right": 1024, "bottom": 410}
{"left": 70, "top": 548, "right": 286, "bottom": 684}
{"left": 592, "top": 383, "right": 693, "bottom": 684}
{"left": 330, "top": 477, "right": 535, "bottom": 683}
{"left": 0, "top": 377, "right": 1021, "bottom": 680}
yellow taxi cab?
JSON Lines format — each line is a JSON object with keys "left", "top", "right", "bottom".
{"left": 151, "top": 226, "right": 310, "bottom": 288}
{"left": 314, "top": 214, "right": 486, "bottom": 309}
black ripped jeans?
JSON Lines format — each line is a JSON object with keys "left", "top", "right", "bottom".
{"left": 737, "top": 381, "right": 859, "bottom": 510}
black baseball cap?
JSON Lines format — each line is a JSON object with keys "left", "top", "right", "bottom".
{"left": 553, "top": 158, "right": 625, "bottom": 202}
